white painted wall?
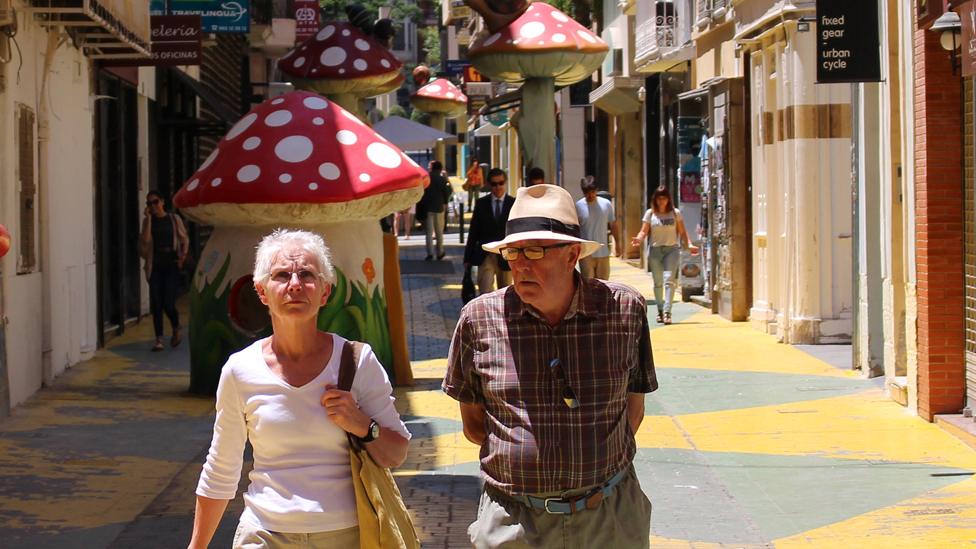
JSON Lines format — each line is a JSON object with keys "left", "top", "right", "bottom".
{"left": 0, "top": 11, "right": 97, "bottom": 407}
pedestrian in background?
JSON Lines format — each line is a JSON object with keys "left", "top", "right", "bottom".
{"left": 464, "top": 168, "right": 515, "bottom": 295}
{"left": 576, "top": 176, "right": 621, "bottom": 280}
{"left": 525, "top": 166, "right": 546, "bottom": 186}
{"left": 139, "top": 190, "right": 189, "bottom": 352}
{"left": 188, "top": 229, "right": 410, "bottom": 549}
{"left": 464, "top": 159, "right": 485, "bottom": 210}
{"left": 631, "top": 185, "right": 697, "bottom": 325}
{"left": 420, "top": 160, "right": 452, "bottom": 261}
{"left": 444, "top": 184, "right": 657, "bottom": 548}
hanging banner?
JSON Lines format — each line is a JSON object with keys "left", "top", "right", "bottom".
{"left": 293, "top": 0, "right": 320, "bottom": 42}
{"left": 815, "top": 0, "right": 881, "bottom": 83}
{"left": 961, "top": 1, "right": 976, "bottom": 77}
{"left": 150, "top": 0, "right": 250, "bottom": 33}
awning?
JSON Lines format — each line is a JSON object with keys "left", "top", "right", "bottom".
{"left": 171, "top": 68, "right": 241, "bottom": 126}
{"left": 474, "top": 122, "right": 504, "bottom": 137}
{"left": 24, "top": 0, "right": 150, "bottom": 59}
{"left": 479, "top": 88, "right": 523, "bottom": 116}
{"left": 373, "top": 116, "right": 457, "bottom": 151}
{"left": 589, "top": 76, "right": 643, "bottom": 116}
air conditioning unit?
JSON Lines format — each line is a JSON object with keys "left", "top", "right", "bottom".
{"left": 0, "top": 0, "right": 14, "bottom": 28}
{"left": 464, "top": 82, "right": 494, "bottom": 97}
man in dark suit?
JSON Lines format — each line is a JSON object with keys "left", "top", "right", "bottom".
{"left": 464, "top": 168, "right": 515, "bottom": 294}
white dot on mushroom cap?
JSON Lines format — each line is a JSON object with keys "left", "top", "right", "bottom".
{"left": 380, "top": 59, "right": 391, "bottom": 68}
{"left": 272, "top": 98, "right": 285, "bottom": 105}
{"left": 265, "top": 110, "right": 293, "bottom": 127}
{"left": 226, "top": 113, "right": 257, "bottom": 140}
{"left": 293, "top": 57, "right": 306, "bottom": 68}
{"left": 319, "top": 162, "right": 341, "bottom": 180}
{"left": 187, "top": 178, "right": 200, "bottom": 191}
{"left": 484, "top": 33, "right": 501, "bottom": 46}
{"left": 279, "top": 173, "right": 292, "bottom": 183}
{"left": 243, "top": 136, "right": 261, "bottom": 150}
{"left": 211, "top": 177, "right": 222, "bottom": 187}
{"left": 339, "top": 68, "right": 346, "bottom": 74}
{"left": 577, "top": 29, "right": 598, "bottom": 43}
{"left": 405, "top": 155, "right": 420, "bottom": 168}
{"left": 551, "top": 11, "right": 570, "bottom": 23}
{"left": 366, "top": 142, "right": 402, "bottom": 169}
{"left": 359, "top": 173, "right": 371, "bottom": 182}
{"left": 552, "top": 33, "right": 567, "bottom": 43}
{"left": 520, "top": 21, "right": 546, "bottom": 39}
{"left": 309, "top": 182, "right": 319, "bottom": 190}
{"left": 336, "top": 130, "right": 358, "bottom": 145}
{"left": 199, "top": 148, "right": 219, "bottom": 170}
{"left": 342, "top": 29, "right": 351, "bottom": 36}
{"left": 275, "top": 136, "right": 314, "bottom": 163}
{"left": 342, "top": 110, "right": 366, "bottom": 125}
{"left": 446, "top": 92, "right": 455, "bottom": 98}
{"left": 354, "top": 59, "right": 368, "bottom": 71}
{"left": 426, "top": 84, "right": 442, "bottom": 93}
{"left": 321, "top": 46, "right": 347, "bottom": 67}
{"left": 303, "top": 96, "right": 329, "bottom": 110}
{"left": 313, "top": 117, "right": 324, "bottom": 125}
{"left": 317, "top": 25, "right": 335, "bottom": 41}
{"left": 355, "top": 39, "right": 370, "bottom": 51}
{"left": 238, "top": 165, "right": 260, "bottom": 183}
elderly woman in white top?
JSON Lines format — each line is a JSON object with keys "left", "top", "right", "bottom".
{"left": 187, "top": 229, "right": 410, "bottom": 549}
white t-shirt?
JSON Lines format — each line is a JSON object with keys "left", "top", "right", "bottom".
{"left": 576, "top": 196, "right": 615, "bottom": 258}
{"left": 195, "top": 335, "right": 411, "bottom": 533}
{"left": 642, "top": 208, "right": 683, "bottom": 248}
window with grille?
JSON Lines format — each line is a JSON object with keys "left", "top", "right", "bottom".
{"left": 15, "top": 103, "right": 36, "bottom": 274}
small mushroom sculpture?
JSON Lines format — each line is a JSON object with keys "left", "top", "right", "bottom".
{"left": 173, "top": 91, "right": 428, "bottom": 394}
{"left": 409, "top": 78, "right": 468, "bottom": 164}
{"left": 465, "top": 1, "right": 607, "bottom": 177}
{"left": 278, "top": 20, "right": 403, "bottom": 117}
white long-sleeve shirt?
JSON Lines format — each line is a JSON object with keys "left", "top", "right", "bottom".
{"left": 195, "top": 335, "right": 411, "bottom": 533}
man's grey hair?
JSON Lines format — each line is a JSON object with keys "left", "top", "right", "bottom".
{"left": 253, "top": 228, "right": 336, "bottom": 287}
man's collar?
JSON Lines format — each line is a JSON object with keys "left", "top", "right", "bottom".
{"left": 505, "top": 273, "right": 602, "bottom": 322}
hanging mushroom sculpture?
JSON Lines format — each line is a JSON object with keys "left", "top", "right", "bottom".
{"left": 464, "top": 1, "right": 607, "bottom": 177}
{"left": 173, "top": 91, "right": 428, "bottom": 394}
{"left": 277, "top": 20, "right": 403, "bottom": 118}
{"left": 409, "top": 78, "right": 468, "bottom": 164}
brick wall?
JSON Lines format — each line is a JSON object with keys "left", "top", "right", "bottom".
{"left": 914, "top": 27, "right": 966, "bottom": 421}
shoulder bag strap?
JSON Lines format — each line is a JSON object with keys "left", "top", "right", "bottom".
{"left": 337, "top": 340, "right": 364, "bottom": 392}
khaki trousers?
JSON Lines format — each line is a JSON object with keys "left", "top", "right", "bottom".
{"left": 579, "top": 256, "right": 611, "bottom": 280}
{"left": 468, "top": 466, "right": 651, "bottom": 549}
{"left": 478, "top": 254, "right": 513, "bottom": 294}
{"left": 232, "top": 522, "right": 360, "bottom": 548}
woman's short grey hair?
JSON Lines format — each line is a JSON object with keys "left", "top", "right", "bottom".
{"left": 253, "top": 228, "right": 336, "bottom": 287}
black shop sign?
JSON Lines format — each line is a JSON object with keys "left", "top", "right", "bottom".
{"left": 815, "top": 0, "right": 881, "bottom": 83}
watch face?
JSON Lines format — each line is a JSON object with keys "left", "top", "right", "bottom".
{"left": 370, "top": 421, "right": 380, "bottom": 439}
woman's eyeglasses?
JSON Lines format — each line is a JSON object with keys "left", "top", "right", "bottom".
{"left": 269, "top": 270, "right": 320, "bottom": 284}
{"left": 549, "top": 358, "right": 580, "bottom": 409}
{"left": 499, "top": 243, "right": 572, "bottom": 261}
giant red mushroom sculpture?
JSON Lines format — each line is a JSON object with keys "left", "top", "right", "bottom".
{"left": 173, "top": 91, "right": 427, "bottom": 393}
{"left": 409, "top": 78, "right": 468, "bottom": 164}
{"left": 465, "top": 1, "right": 607, "bottom": 177}
{"left": 278, "top": 21, "right": 403, "bottom": 117}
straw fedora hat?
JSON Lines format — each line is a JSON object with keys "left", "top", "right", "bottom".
{"left": 482, "top": 184, "right": 602, "bottom": 258}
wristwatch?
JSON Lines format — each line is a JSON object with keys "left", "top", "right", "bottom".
{"left": 359, "top": 419, "right": 380, "bottom": 443}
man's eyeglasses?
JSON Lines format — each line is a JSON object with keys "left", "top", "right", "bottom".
{"left": 146, "top": 199, "right": 160, "bottom": 206}
{"left": 549, "top": 359, "right": 580, "bottom": 409}
{"left": 269, "top": 270, "right": 321, "bottom": 284}
{"left": 489, "top": 179, "right": 506, "bottom": 187}
{"left": 499, "top": 243, "right": 573, "bottom": 261}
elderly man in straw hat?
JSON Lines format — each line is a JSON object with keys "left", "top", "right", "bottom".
{"left": 443, "top": 184, "right": 658, "bottom": 548}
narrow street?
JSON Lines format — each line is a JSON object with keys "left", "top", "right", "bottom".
{"left": 0, "top": 235, "right": 975, "bottom": 548}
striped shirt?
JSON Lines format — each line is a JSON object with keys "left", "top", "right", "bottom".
{"left": 443, "top": 276, "right": 658, "bottom": 495}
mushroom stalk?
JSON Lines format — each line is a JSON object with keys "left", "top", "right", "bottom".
{"left": 329, "top": 93, "right": 363, "bottom": 119}
{"left": 430, "top": 113, "right": 447, "bottom": 164}
{"left": 518, "top": 77, "right": 556, "bottom": 179}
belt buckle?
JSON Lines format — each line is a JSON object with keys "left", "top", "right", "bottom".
{"left": 543, "top": 497, "right": 569, "bottom": 514}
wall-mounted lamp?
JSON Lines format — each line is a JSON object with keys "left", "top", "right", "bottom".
{"left": 930, "top": 11, "right": 962, "bottom": 74}
{"left": 797, "top": 15, "right": 816, "bottom": 33}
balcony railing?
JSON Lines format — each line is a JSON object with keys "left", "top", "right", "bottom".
{"left": 696, "top": 0, "right": 728, "bottom": 28}
{"left": 636, "top": 0, "right": 692, "bottom": 65}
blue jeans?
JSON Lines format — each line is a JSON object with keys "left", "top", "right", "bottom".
{"left": 649, "top": 245, "right": 680, "bottom": 314}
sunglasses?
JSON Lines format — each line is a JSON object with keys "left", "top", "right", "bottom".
{"left": 146, "top": 199, "right": 160, "bottom": 206}
{"left": 499, "top": 243, "right": 573, "bottom": 261}
{"left": 489, "top": 179, "right": 506, "bottom": 187}
{"left": 549, "top": 359, "right": 580, "bottom": 409}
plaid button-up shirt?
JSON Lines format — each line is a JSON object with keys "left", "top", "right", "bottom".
{"left": 443, "top": 276, "right": 658, "bottom": 495}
